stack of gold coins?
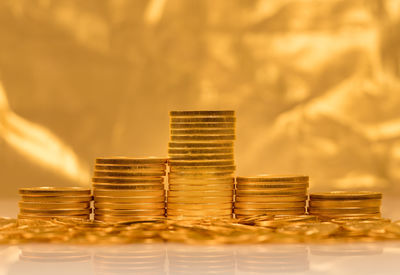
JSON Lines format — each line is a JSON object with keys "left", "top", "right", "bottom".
{"left": 234, "top": 175, "right": 309, "bottom": 218}
{"left": 308, "top": 191, "right": 382, "bottom": 220}
{"left": 167, "top": 110, "right": 236, "bottom": 218}
{"left": 18, "top": 187, "right": 92, "bottom": 220}
{"left": 92, "top": 157, "right": 167, "bottom": 222}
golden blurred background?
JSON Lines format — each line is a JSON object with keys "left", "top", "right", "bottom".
{"left": 1, "top": 0, "right": 400, "bottom": 216}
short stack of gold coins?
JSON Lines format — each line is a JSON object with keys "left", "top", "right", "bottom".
{"left": 92, "top": 157, "right": 167, "bottom": 222}
{"left": 18, "top": 187, "right": 92, "bottom": 220}
{"left": 234, "top": 175, "right": 309, "bottom": 218}
{"left": 167, "top": 110, "right": 236, "bottom": 218}
{"left": 308, "top": 191, "right": 382, "bottom": 220}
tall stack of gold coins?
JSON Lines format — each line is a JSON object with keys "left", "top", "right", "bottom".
{"left": 18, "top": 187, "right": 92, "bottom": 220}
{"left": 308, "top": 191, "right": 382, "bottom": 220}
{"left": 167, "top": 110, "right": 236, "bottom": 218}
{"left": 234, "top": 175, "right": 309, "bottom": 218}
{"left": 92, "top": 157, "right": 167, "bottom": 222}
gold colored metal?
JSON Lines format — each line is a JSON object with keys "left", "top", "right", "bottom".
{"left": 21, "top": 195, "right": 93, "bottom": 202}
{"left": 94, "top": 171, "right": 165, "bottom": 177}
{"left": 170, "top": 117, "right": 236, "bottom": 123}
{"left": 170, "top": 123, "right": 235, "bottom": 129}
{"left": 92, "top": 177, "right": 163, "bottom": 183}
{"left": 168, "top": 142, "right": 234, "bottom": 148}
{"left": 94, "top": 196, "right": 165, "bottom": 203}
{"left": 94, "top": 202, "right": 165, "bottom": 210}
{"left": 96, "top": 157, "right": 167, "bottom": 165}
{"left": 19, "top": 202, "right": 91, "bottom": 209}
{"left": 19, "top": 187, "right": 91, "bottom": 196}
{"left": 170, "top": 110, "right": 235, "bottom": 116}
{"left": 93, "top": 189, "right": 165, "bottom": 197}
{"left": 234, "top": 201, "right": 306, "bottom": 209}
{"left": 310, "top": 191, "right": 382, "bottom": 200}
{"left": 92, "top": 183, "right": 164, "bottom": 190}
{"left": 235, "top": 195, "right": 307, "bottom": 202}
{"left": 236, "top": 175, "right": 309, "bottom": 183}
{"left": 167, "top": 202, "right": 232, "bottom": 210}
{"left": 94, "top": 209, "right": 165, "bottom": 215}
{"left": 94, "top": 164, "right": 166, "bottom": 171}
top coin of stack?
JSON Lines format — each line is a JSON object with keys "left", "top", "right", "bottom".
{"left": 18, "top": 187, "right": 92, "bottom": 220}
{"left": 92, "top": 157, "right": 167, "bottom": 222}
{"left": 308, "top": 191, "right": 382, "bottom": 220}
{"left": 234, "top": 175, "right": 309, "bottom": 218}
{"left": 167, "top": 110, "right": 236, "bottom": 218}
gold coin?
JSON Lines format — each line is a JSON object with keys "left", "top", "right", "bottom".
{"left": 170, "top": 117, "right": 236, "bottom": 123}
{"left": 235, "top": 195, "right": 307, "bottom": 203}
{"left": 236, "top": 175, "right": 309, "bottom": 183}
{"left": 93, "top": 171, "right": 165, "bottom": 177}
{"left": 171, "top": 128, "right": 235, "bottom": 135}
{"left": 167, "top": 190, "right": 234, "bottom": 197}
{"left": 94, "top": 202, "right": 165, "bottom": 210}
{"left": 170, "top": 110, "right": 235, "bottom": 116}
{"left": 236, "top": 183, "right": 309, "bottom": 189}
{"left": 330, "top": 217, "right": 389, "bottom": 224}
{"left": 94, "top": 209, "right": 165, "bottom": 215}
{"left": 170, "top": 123, "right": 235, "bottom": 129}
{"left": 167, "top": 208, "right": 232, "bottom": 216}
{"left": 169, "top": 171, "right": 234, "bottom": 178}
{"left": 96, "top": 157, "right": 167, "bottom": 165}
{"left": 234, "top": 201, "right": 306, "bottom": 209}
{"left": 234, "top": 208, "right": 306, "bottom": 215}
{"left": 168, "top": 184, "right": 234, "bottom": 191}
{"left": 20, "top": 209, "right": 92, "bottom": 215}
{"left": 235, "top": 188, "right": 307, "bottom": 196}
{"left": 20, "top": 195, "right": 93, "bottom": 202}
{"left": 94, "top": 164, "right": 166, "bottom": 171}
{"left": 94, "top": 215, "right": 164, "bottom": 222}
{"left": 309, "top": 199, "right": 381, "bottom": 208}
{"left": 168, "top": 160, "right": 234, "bottom": 167}
{"left": 169, "top": 142, "right": 233, "bottom": 148}
{"left": 169, "top": 165, "right": 236, "bottom": 172}
{"left": 19, "top": 187, "right": 91, "bottom": 196}
{"left": 168, "top": 148, "right": 234, "bottom": 154}
{"left": 93, "top": 189, "right": 165, "bottom": 197}
{"left": 18, "top": 214, "right": 90, "bottom": 220}
{"left": 169, "top": 177, "right": 234, "bottom": 185}
{"left": 309, "top": 191, "right": 382, "bottom": 200}
{"left": 308, "top": 207, "right": 381, "bottom": 214}
{"left": 92, "top": 177, "right": 163, "bottom": 184}
{"left": 167, "top": 196, "right": 233, "bottom": 203}
{"left": 171, "top": 135, "right": 235, "bottom": 141}
{"left": 169, "top": 154, "right": 234, "bottom": 161}
{"left": 19, "top": 202, "right": 90, "bottom": 209}
{"left": 94, "top": 196, "right": 165, "bottom": 203}
{"left": 92, "top": 183, "right": 164, "bottom": 190}
{"left": 167, "top": 202, "right": 232, "bottom": 210}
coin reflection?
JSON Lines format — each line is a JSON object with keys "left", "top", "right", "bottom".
{"left": 167, "top": 244, "right": 235, "bottom": 274}
{"left": 9, "top": 245, "right": 91, "bottom": 275}
{"left": 235, "top": 244, "right": 309, "bottom": 274}
{"left": 310, "top": 242, "right": 383, "bottom": 256}
{"left": 93, "top": 244, "right": 166, "bottom": 274}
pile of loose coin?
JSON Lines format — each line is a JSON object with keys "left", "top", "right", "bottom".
{"left": 308, "top": 191, "right": 382, "bottom": 220}
{"left": 234, "top": 175, "right": 309, "bottom": 218}
{"left": 92, "top": 157, "right": 167, "bottom": 222}
{"left": 18, "top": 187, "right": 92, "bottom": 220}
{"left": 167, "top": 110, "right": 236, "bottom": 218}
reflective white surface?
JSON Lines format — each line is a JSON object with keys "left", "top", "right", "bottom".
{"left": 1, "top": 241, "right": 400, "bottom": 275}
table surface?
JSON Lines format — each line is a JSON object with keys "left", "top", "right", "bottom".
{"left": 1, "top": 198, "right": 400, "bottom": 274}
